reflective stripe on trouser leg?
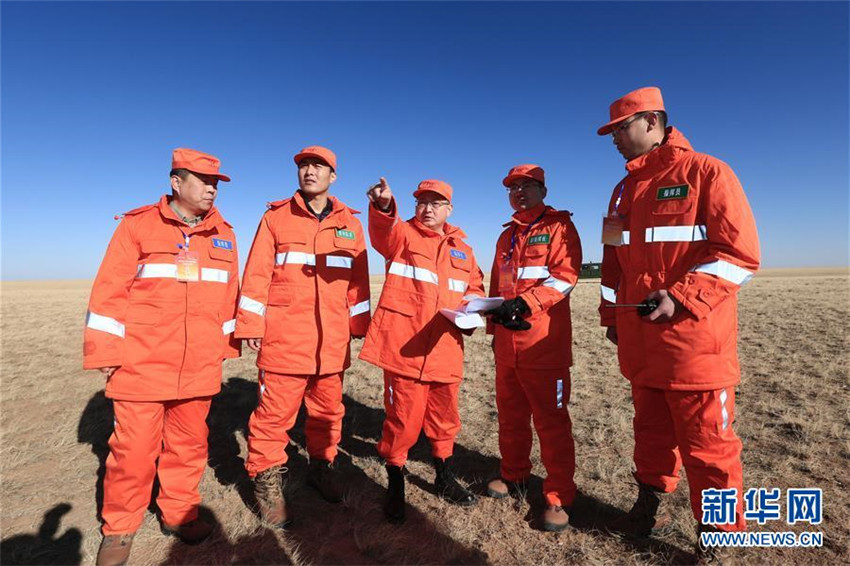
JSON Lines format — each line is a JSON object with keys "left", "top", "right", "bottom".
{"left": 245, "top": 370, "right": 310, "bottom": 477}
{"left": 376, "top": 372, "right": 429, "bottom": 467}
{"left": 667, "top": 388, "right": 745, "bottom": 531}
{"left": 422, "top": 380, "right": 461, "bottom": 460}
{"left": 156, "top": 396, "right": 213, "bottom": 527}
{"left": 495, "top": 363, "right": 533, "bottom": 482}
{"left": 517, "top": 367, "right": 577, "bottom": 507}
{"left": 631, "top": 385, "right": 682, "bottom": 492}
{"left": 101, "top": 400, "right": 166, "bottom": 535}
{"left": 303, "top": 372, "right": 345, "bottom": 462}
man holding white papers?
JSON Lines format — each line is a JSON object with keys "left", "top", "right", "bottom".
{"left": 360, "top": 177, "right": 485, "bottom": 524}
{"left": 484, "top": 164, "right": 583, "bottom": 532}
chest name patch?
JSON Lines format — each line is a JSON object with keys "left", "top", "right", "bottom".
{"left": 656, "top": 184, "right": 690, "bottom": 200}
{"left": 335, "top": 229, "right": 356, "bottom": 240}
{"left": 450, "top": 249, "right": 467, "bottom": 260}
{"left": 528, "top": 234, "right": 551, "bottom": 245}
{"left": 212, "top": 238, "right": 233, "bottom": 250}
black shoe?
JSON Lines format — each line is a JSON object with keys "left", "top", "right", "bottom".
{"left": 307, "top": 459, "right": 344, "bottom": 503}
{"left": 384, "top": 465, "right": 406, "bottom": 524}
{"left": 433, "top": 457, "right": 477, "bottom": 506}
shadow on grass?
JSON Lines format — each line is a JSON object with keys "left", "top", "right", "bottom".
{"left": 0, "top": 503, "right": 82, "bottom": 565}
{"left": 163, "top": 505, "right": 292, "bottom": 565}
{"left": 205, "top": 377, "right": 490, "bottom": 564}
{"left": 76, "top": 391, "right": 112, "bottom": 522}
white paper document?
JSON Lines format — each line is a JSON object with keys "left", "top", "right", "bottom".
{"left": 439, "top": 297, "right": 505, "bottom": 329}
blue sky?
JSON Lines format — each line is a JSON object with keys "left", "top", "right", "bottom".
{"left": 2, "top": 1, "right": 848, "bottom": 280}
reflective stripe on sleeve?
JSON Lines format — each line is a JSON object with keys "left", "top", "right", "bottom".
{"left": 239, "top": 295, "right": 267, "bottom": 317}
{"left": 447, "top": 278, "right": 467, "bottom": 293}
{"left": 645, "top": 224, "right": 708, "bottom": 243}
{"left": 275, "top": 251, "right": 317, "bottom": 266}
{"left": 694, "top": 260, "right": 754, "bottom": 286}
{"left": 349, "top": 300, "right": 370, "bottom": 317}
{"left": 85, "top": 311, "right": 125, "bottom": 338}
{"left": 601, "top": 285, "right": 617, "bottom": 303}
{"left": 542, "top": 276, "right": 573, "bottom": 295}
{"left": 622, "top": 231, "right": 630, "bottom": 245}
{"left": 326, "top": 255, "right": 353, "bottom": 269}
{"left": 201, "top": 268, "right": 229, "bottom": 283}
{"left": 222, "top": 319, "right": 236, "bottom": 335}
{"left": 719, "top": 389, "right": 729, "bottom": 430}
{"left": 556, "top": 379, "right": 564, "bottom": 409}
{"left": 517, "top": 265, "right": 550, "bottom": 280}
{"left": 387, "top": 262, "right": 439, "bottom": 285}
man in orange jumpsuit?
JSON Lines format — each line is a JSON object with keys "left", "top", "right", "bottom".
{"left": 235, "top": 146, "right": 371, "bottom": 527}
{"left": 483, "top": 164, "right": 583, "bottom": 532}
{"left": 596, "top": 87, "right": 760, "bottom": 555}
{"left": 84, "top": 148, "right": 240, "bottom": 566}
{"left": 360, "top": 177, "right": 485, "bottom": 524}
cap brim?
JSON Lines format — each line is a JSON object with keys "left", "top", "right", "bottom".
{"left": 502, "top": 173, "right": 542, "bottom": 188}
{"left": 294, "top": 152, "right": 333, "bottom": 169}
{"left": 214, "top": 173, "right": 231, "bottom": 182}
{"left": 597, "top": 112, "right": 639, "bottom": 136}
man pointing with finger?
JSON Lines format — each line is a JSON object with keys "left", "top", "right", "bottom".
{"left": 360, "top": 177, "right": 485, "bottom": 524}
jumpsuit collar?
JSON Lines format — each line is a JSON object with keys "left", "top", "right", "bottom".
{"left": 158, "top": 195, "right": 224, "bottom": 231}
{"left": 292, "top": 190, "right": 343, "bottom": 221}
{"left": 504, "top": 202, "right": 549, "bottom": 227}
{"left": 410, "top": 217, "right": 466, "bottom": 241}
{"left": 625, "top": 127, "right": 693, "bottom": 176}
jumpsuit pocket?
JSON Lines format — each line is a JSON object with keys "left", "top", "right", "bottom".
{"left": 378, "top": 292, "right": 415, "bottom": 317}
{"left": 125, "top": 304, "right": 163, "bottom": 325}
{"left": 267, "top": 284, "right": 292, "bottom": 306}
{"left": 208, "top": 246, "right": 234, "bottom": 262}
{"left": 650, "top": 198, "right": 695, "bottom": 217}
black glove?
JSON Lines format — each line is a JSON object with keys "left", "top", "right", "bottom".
{"left": 485, "top": 297, "right": 532, "bottom": 331}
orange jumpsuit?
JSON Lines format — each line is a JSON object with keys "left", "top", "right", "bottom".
{"left": 235, "top": 192, "right": 370, "bottom": 475}
{"left": 488, "top": 203, "right": 583, "bottom": 508}
{"left": 84, "top": 196, "right": 240, "bottom": 534}
{"left": 599, "top": 127, "right": 760, "bottom": 530}
{"left": 359, "top": 198, "right": 485, "bottom": 466}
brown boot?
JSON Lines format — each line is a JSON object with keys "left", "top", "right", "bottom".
{"left": 95, "top": 534, "right": 135, "bottom": 566}
{"left": 307, "top": 459, "right": 344, "bottom": 503}
{"left": 542, "top": 505, "right": 570, "bottom": 532}
{"left": 254, "top": 465, "right": 291, "bottom": 529}
{"left": 486, "top": 477, "right": 527, "bottom": 499}
{"left": 161, "top": 517, "right": 214, "bottom": 545}
{"left": 696, "top": 523, "right": 728, "bottom": 565}
{"left": 607, "top": 481, "right": 671, "bottom": 538}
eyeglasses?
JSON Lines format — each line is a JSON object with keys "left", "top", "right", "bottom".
{"left": 415, "top": 200, "right": 450, "bottom": 210}
{"left": 610, "top": 112, "right": 656, "bottom": 138}
{"left": 506, "top": 182, "right": 541, "bottom": 194}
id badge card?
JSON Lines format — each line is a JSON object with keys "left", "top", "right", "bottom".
{"left": 176, "top": 250, "right": 200, "bottom": 282}
{"left": 602, "top": 216, "right": 625, "bottom": 246}
{"left": 498, "top": 259, "right": 516, "bottom": 293}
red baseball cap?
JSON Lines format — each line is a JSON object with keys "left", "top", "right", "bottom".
{"left": 502, "top": 164, "right": 545, "bottom": 188}
{"left": 171, "top": 148, "right": 231, "bottom": 182}
{"left": 413, "top": 179, "right": 453, "bottom": 202}
{"left": 597, "top": 86, "right": 666, "bottom": 136}
{"left": 293, "top": 145, "right": 337, "bottom": 170}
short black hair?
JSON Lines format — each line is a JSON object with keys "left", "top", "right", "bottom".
{"left": 170, "top": 168, "right": 191, "bottom": 180}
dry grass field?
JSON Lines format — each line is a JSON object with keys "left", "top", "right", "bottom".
{"left": 1, "top": 267, "right": 848, "bottom": 565}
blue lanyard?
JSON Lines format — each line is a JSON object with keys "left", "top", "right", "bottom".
{"left": 176, "top": 230, "right": 191, "bottom": 251}
{"left": 611, "top": 181, "right": 627, "bottom": 216}
{"left": 506, "top": 209, "right": 547, "bottom": 262}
